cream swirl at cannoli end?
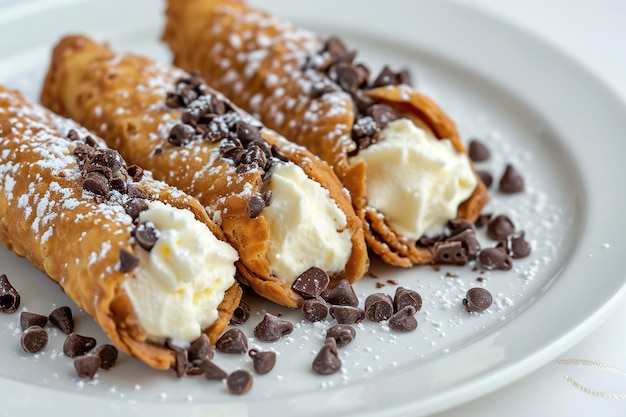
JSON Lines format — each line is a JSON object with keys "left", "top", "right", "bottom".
{"left": 350, "top": 119, "right": 477, "bottom": 240}
{"left": 263, "top": 162, "right": 353, "bottom": 285}
{"left": 123, "top": 201, "right": 238, "bottom": 347}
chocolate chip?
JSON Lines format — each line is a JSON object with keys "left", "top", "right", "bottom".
{"left": 204, "top": 121, "right": 230, "bottom": 142}
{"left": 211, "top": 95, "right": 227, "bottom": 115}
{"left": 216, "top": 328, "right": 248, "bottom": 353}
{"left": 417, "top": 234, "right": 445, "bottom": 247}
{"left": 322, "top": 37, "right": 355, "bottom": 64}
{"left": 109, "top": 177, "right": 126, "bottom": 193}
{"left": 85, "top": 135, "right": 98, "bottom": 148}
{"left": 292, "top": 267, "right": 330, "bottom": 299}
{"left": 240, "top": 143, "right": 267, "bottom": 168}
{"left": 478, "top": 247, "right": 513, "bottom": 270}
{"left": 371, "top": 66, "right": 395, "bottom": 88}
{"left": 312, "top": 338, "right": 341, "bottom": 375}
{"left": 352, "top": 90, "right": 375, "bottom": 113}
{"left": 477, "top": 170, "right": 493, "bottom": 188}
{"left": 119, "top": 249, "right": 140, "bottom": 273}
{"left": 499, "top": 164, "right": 524, "bottom": 193}
{"left": 309, "top": 80, "right": 336, "bottom": 98}
{"left": 329, "top": 305, "right": 365, "bottom": 324}
{"left": 388, "top": 306, "right": 418, "bottom": 332}
{"left": 93, "top": 344, "right": 118, "bottom": 369}
{"left": 178, "top": 86, "right": 198, "bottom": 107}
{"left": 73, "top": 143, "right": 94, "bottom": 162}
{"left": 434, "top": 241, "right": 468, "bottom": 266}
{"left": 254, "top": 313, "right": 293, "bottom": 342}
{"left": 123, "top": 198, "right": 149, "bottom": 221}
{"left": 321, "top": 279, "right": 359, "bottom": 307}
{"left": 329, "top": 62, "right": 363, "bottom": 93}
{"left": 74, "top": 355, "right": 101, "bottom": 379}
{"left": 165, "top": 91, "right": 183, "bottom": 108}
{"left": 185, "top": 363, "right": 204, "bottom": 377}
{"left": 393, "top": 287, "right": 422, "bottom": 313}
{"left": 20, "top": 312, "right": 47, "bottom": 330}
{"left": 371, "top": 65, "right": 408, "bottom": 88}
{"left": 247, "top": 195, "right": 266, "bottom": 219}
{"left": 200, "top": 358, "right": 228, "bottom": 380}
{"left": 235, "top": 122, "right": 263, "bottom": 144}
{"left": 227, "top": 369, "right": 253, "bottom": 395}
{"left": 220, "top": 140, "right": 244, "bottom": 162}
{"left": 171, "top": 344, "right": 189, "bottom": 378}
{"left": 397, "top": 69, "right": 412, "bottom": 85}
{"left": 326, "top": 324, "right": 356, "bottom": 347}
{"left": 446, "top": 229, "right": 481, "bottom": 259}
{"left": 463, "top": 288, "right": 493, "bottom": 312}
{"left": 168, "top": 123, "right": 195, "bottom": 146}
{"left": 63, "top": 333, "right": 97, "bottom": 358}
{"left": 248, "top": 349, "right": 276, "bottom": 375}
{"left": 487, "top": 214, "right": 515, "bottom": 241}
{"left": 448, "top": 218, "right": 475, "bottom": 235}
{"left": 364, "top": 293, "right": 394, "bottom": 322}
{"left": 83, "top": 172, "right": 109, "bottom": 197}
{"left": 352, "top": 116, "right": 379, "bottom": 145}
{"left": 188, "top": 333, "right": 214, "bottom": 362}
{"left": 230, "top": 300, "right": 251, "bottom": 325}
{"left": 127, "top": 184, "right": 148, "bottom": 199}
{"left": 302, "top": 297, "right": 328, "bottom": 322}
{"left": 468, "top": 139, "right": 490, "bottom": 162}
{"left": 475, "top": 213, "right": 492, "bottom": 228}
{"left": 510, "top": 232, "right": 531, "bottom": 259}
{"left": 134, "top": 222, "right": 159, "bottom": 251}
{"left": 90, "top": 149, "right": 124, "bottom": 172}
{"left": 21, "top": 326, "right": 48, "bottom": 353}
{"left": 367, "top": 104, "right": 398, "bottom": 128}
{"left": 0, "top": 274, "right": 20, "bottom": 313}
{"left": 270, "top": 144, "right": 289, "bottom": 162}
{"left": 354, "top": 64, "right": 371, "bottom": 88}
{"left": 66, "top": 129, "right": 80, "bottom": 141}
{"left": 127, "top": 165, "right": 144, "bottom": 182}
{"left": 49, "top": 306, "right": 73, "bottom": 334}
{"left": 86, "top": 163, "right": 113, "bottom": 181}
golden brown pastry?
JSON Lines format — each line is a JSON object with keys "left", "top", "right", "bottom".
{"left": 41, "top": 35, "right": 368, "bottom": 308}
{"left": 0, "top": 86, "right": 242, "bottom": 371}
{"left": 163, "top": 0, "right": 489, "bottom": 267}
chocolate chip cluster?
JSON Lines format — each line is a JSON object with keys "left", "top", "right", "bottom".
{"left": 69, "top": 130, "right": 159, "bottom": 273}
{"left": 419, "top": 213, "right": 531, "bottom": 271}
{"left": 70, "top": 129, "right": 145, "bottom": 200}
{"left": 2, "top": 277, "right": 120, "bottom": 380}
{"left": 165, "top": 72, "right": 290, "bottom": 218}
{"left": 421, "top": 219, "right": 481, "bottom": 267}
{"left": 162, "top": 323, "right": 273, "bottom": 395}
{"left": 306, "top": 37, "right": 411, "bottom": 154}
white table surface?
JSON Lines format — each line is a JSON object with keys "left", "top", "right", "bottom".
{"left": 0, "top": 0, "right": 625, "bottom": 415}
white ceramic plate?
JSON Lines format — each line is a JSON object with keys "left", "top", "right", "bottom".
{"left": 1, "top": 1, "right": 625, "bottom": 416}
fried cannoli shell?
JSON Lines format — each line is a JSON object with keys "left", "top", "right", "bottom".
{"left": 41, "top": 35, "right": 368, "bottom": 307}
{"left": 163, "top": 0, "right": 488, "bottom": 267}
{"left": 0, "top": 86, "right": 241, "bottom": 370}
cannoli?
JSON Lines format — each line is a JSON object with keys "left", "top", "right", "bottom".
{"left": 163, "top": 0, "right": 489, "bottom": 267}
{"left": 41, "top": 35, "right": 368, "bottom": 308}
{"left": 0, "top": 86, "right": 242, "bottom": 370}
